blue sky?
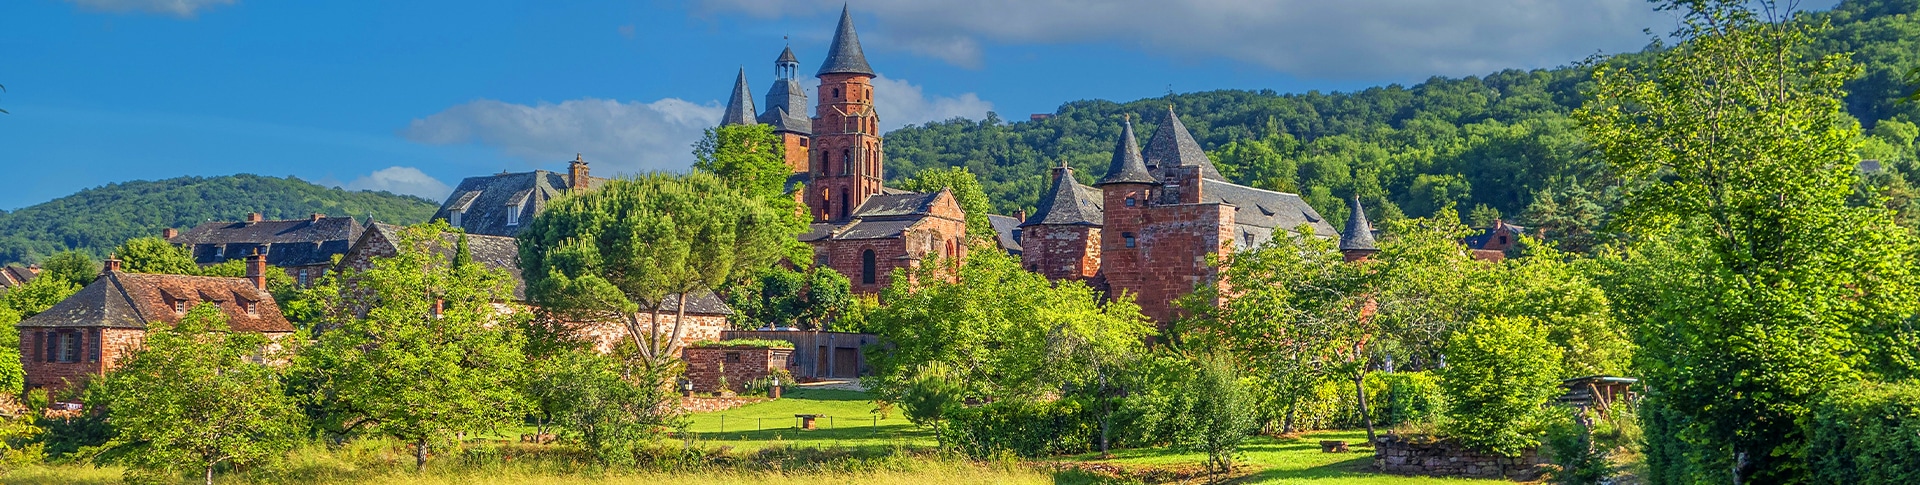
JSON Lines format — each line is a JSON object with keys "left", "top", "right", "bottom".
{"left": 0, "top": 0, "right": 1838, "bottom": 210}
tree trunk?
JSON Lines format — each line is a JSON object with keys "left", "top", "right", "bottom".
{"left": 1283, "top": 402, "right": 1297, "bottom": 435}
{"left": 415, "top": 437, "right": 429, "bottom": 471}
{"left": 1353, "top": 370, "right": 1375, "bottom": 442}
{"left": 205, "top": 463, "right": 215, "bottom": 485}
{"left": 1098, "top": 372, "right": 1112, "bottom": 455}
{"left": 666, "top": 291, "right": 691, "bottom": 360}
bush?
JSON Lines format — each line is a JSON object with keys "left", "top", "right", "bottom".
{"left": 939, "top": 399, "right": 1096, "bottom": 459}
{"left": 1284, "top": 372, "right": 1445, "bottom": 432}
{"left": 1544, "top": 404, "right": 1639, "bottom": 485}
{"left": 1439, "top": 316, "right": 1563, "bottom": 456}
{"left": 687, "top": 339, "right": 794, "bottom": 349}
{"left": 1808, "top": 380, "right": 1920, "bottom": 484}
{"left": 1178, "top": 353, "right": 1256, "bottom": 477}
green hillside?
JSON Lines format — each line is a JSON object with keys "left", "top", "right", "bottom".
{"left": 0, "top": 174, "right": 439, "bottom": 265}
{"left": 883, "top": 0, "right": 1920, "bottom": 231}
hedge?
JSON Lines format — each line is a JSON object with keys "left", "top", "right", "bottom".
{"left": 1809, "top": 380, "right": 1920, "bottom": 484}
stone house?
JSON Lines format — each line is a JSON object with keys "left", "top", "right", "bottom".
{"left": 166, "top": 212, "right": 362, "bottom": 286}
{"left": 432, "top": 155, "right": 602, "bottom": 238}
{"left": 682, "top": 343, "right": 793, "bottom": 393}
{"left": 16, "top": 253, "right": 293, "bottom": 392}
{"left": 0, "top": 265, "right": 37, "bottom": 291}
{"left": 1463, "top": 220, "right": 1528, "bottom": 261}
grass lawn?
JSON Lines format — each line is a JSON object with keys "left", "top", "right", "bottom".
{"left": 676, "top": 388, "right": 934, "bottom": 452}
{"left": 1069, "top": 430, "right": 1514, "bottom": 484}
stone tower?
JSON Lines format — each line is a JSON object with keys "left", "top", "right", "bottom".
{"left": 1095, "top": 115, "right": 1160, "bottom": 299}
{"left": 759, "top": 46, "right": 813, "bottom": 175}
{"left": 1019, "top": 160, "right": 1104, "bottom": 281}
{"left": 806, "top": 5, "right": 883, "bottom": 222}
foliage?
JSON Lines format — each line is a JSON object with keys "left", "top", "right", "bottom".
{"left": 893, "top": 166, "right": 995, "bottom": 239}
{"left": 1579, "top": 1, "right": 1920, "bottom": 481}
{"left": 0, "top": 174, "right": 435, "bottom": 265}
{"left": 0, "top": 413, "right": 41, "bottom": 474}
{"left": 938, "top": 398, "right": 1096, "bottom": 459}
{"left": 1544, "top": 407, "right": 1627, "bottom": 485}
{"left": 693, "top": 123, "right": 793, "bottom": 203}
{"left": 519, "top": 172, "right": 807, "bottom": 370}
{"left": 37, "top": 251, "right": 96, "bottom": 288}
{"left": 687, "top": 339, "right": 795, "bottom": 349}
{"left": 721, "top": 265, "right": 852, "bottom": 331}
{"left": 92, "top": 304, "right": 303, "bottom": 485}
{"left": 1176, "top": 352, "right": 1257, "bottom": 478}
{"left": 1438, "top": 316, "right": 1563, "bottom": 456}
{"left": 289, "top": 222, "right": 529, "bottom": 470}
{"left": 527, "top": 348, "right": 681, "bottom": 467}
{"left": 1284, "top": 372, "right": 1446, "bottom": 432}
{"left": 1807, "top": 380, "right": 1920, "bottom": 484}
{"left": 108, "top": 236, "right": 282, "bottom": 280}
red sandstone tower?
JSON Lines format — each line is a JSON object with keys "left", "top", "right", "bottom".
{"left": 1095, "top": 116, "right": 1160, "bottom": 301}
{"left": 806, "top": 6, "right": 883, "bottom": 222}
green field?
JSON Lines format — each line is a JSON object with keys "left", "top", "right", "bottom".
{"left": 678, "top": 388, "right": 935, "bottom": 452}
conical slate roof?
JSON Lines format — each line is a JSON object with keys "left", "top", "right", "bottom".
{"left": 1023, "top": 162, "right": 1104, "bottom": 227}
{"left": 777, "top": 45, "right": 798, "bottom": 65}
{"left": 1143, "top": 106, "right": 1227, "bottom": 182}
{"left": 721, "top": 67, "right": 757, "bottom": 126}
{"left": 1097, "top": 117, "right": 1157, "bottom": 186}
{"left": 817, "top": 6, "right": 875, "bottom": 76}
{"left": 1339, "top": 195, "right": 1378, "bottom": 251}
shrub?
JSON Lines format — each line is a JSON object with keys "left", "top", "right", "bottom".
{"left": 939, "top": 399, "right": 1096, "bottom": 459}
{"left": 1178, "top": 353, "right": 1256, "bottom": 477}
{"left": 1285, "top": 372, "right": 1445, "bottom": 432}
{"left": 688, "top": 339, "right": 794, "bottom": 349}
{"left": 1439, "top": 316, "right": 1563, "bottom": 456}
{"left": 1808, "top": 380, "right": 1920, "bottom": 484}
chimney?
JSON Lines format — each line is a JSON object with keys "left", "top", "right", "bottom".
{"left": 246, "top": 212, "right": 264, "bottom": 224}
{"left": 246, "top": 248, "right": 268, "bottom": 290}
{"left": 310, "top": 213, "right": 324, "bottom": 222}
{"left": 162, "top": 228, "right": 178, "bottom": 239}
{"left": 569, "top": 153, "right": 590, "bottom": 189}
{"left": 1015, "top": 210, "right": 1027, "bottom": 222}
{"left": 25, "top": 264, "right": 39, "bottom": 275}
{"left": 104, "top": 255, "right": 122, "bottom": 273}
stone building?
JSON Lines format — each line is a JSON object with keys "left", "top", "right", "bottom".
{"left": 17, "top": 254, "right": 293, "bottom": 391}
{"left": 1022, "top": 110, "right": 1339, "bottom": 323}
{"left": 722, "top": 6, "right": 976, "bottom": 295}
{"left": 682, "top": 343, "right": 793, "bottom": 393}
{"left": 1463, "top": 219, "right": 1527, "bottom": 261}
{"left": 0, "top": 265, "right": 37, "bottom": 291}
{"left": 432, "top": 155, "right": 603, "bottom": 237}
{"left": 166, "top": 212, "right": 363, "bottom": 286}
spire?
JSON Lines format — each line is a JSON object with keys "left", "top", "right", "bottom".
{"left": 761, "top": 45, "right": 812, "bottom": 134}
{"left": 777, "top": 45, "right": 799, "bottom": 65}
{"left": 1339, "top": 195, "right": 1378, "bottom": 252}
{"left": 721, "top": 67, "right": 757, "bottom": 126}
{"left": 1143, "top": 105, "right": 1227, "bottom": 181}
{"left": 1097, "top": 115, "right": 1157, "bottom": 186}
{"left": 1023, "top": 161, "right": 1103, "bottom": 227}
{"left": 775, "top": 45, "right": 799, "bottom": 79}
{"left": 816, "top": 5, "right": 875, "bottom": 76}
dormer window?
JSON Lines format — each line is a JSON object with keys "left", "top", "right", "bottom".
{"left": 1244, "top": 233, "right": 1256, "bottom": 247}
{"left": 1011, "top": 229, "right": 1022, "bottom": 242}
{"left": 506, "top": 206, "right": 520, "bottom": 226}
{"left": 244, "top": 300, "right": 259, "bottom": 316}
{"left": 173, "top": 299, "right": 188, "bottom": 313}
{"left": 214, "top": 245, "right": 225, "bottom": 259}
{"left": 450, "top": 210, "right": 464, "bottom": 228}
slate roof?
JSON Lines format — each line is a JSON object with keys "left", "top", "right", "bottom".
{"left": 827, "top": 219, "right": 921, "bottom": 240}
{"left": 848, "top": 191, "right": 943, "bottom": 219}
{"left": 170, "top": 216, "right": 363, "bottom": 267}
{"left": 988, "top": 214, "right": 1023, "bottom": 254}
{"left": 1023, "top": 163, "right": 1104, "bottom": 227}
{"left": 1097, "top": 118, "right": 1157, "bottom": 186}
{"left": 1464, "top": 220, "right": 1528, "bottom": 249}
{"left": 777, "top": 45, "right": 798, "bottom": 64}
{"left": 1201, "top": 182, "right": 1337, "bottom": 248}
{"left": 1143, "top": 106, "right": 1228, "bottom": 182}
{"left": 759, "top": 79, "right": 812, "bottom": 134}
{"left": 0, "top": 266, "right": 35, "bottom": 290}
{"left": 434, "top": 169, "right": 599, "bottom": 237}
{"left": 17, "top": 271, "right": 293, "bottom": 333}
{"left": 1339, "top": 196, "right": 1378, "bottom": 251}
{"left": 816, "top": 6, "right": 875, "bottom": 76}
{"left": 721, "top": 67, "right": 758, "bottom": 126}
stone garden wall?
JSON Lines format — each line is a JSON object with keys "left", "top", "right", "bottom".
{"left": 1372, "top": 436, "right": 1548, "bottom": 479}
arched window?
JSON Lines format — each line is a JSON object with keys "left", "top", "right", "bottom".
{"left": 841, "top": 149, "right": 851, "bottom": 175}
{"left": 861, "top": 249, "right": 877, "bottom": 285}
{"left": 839, "top": 188, "right": 851, "bottom": 219}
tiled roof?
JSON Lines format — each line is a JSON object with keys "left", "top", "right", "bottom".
{"left": 433, "top": 169, "right": 596, "bottom": 237}
{"left": 17, "top": 272, "right": 292, "bottom": 333}
{"left": 1097, "top": 118, "right": 1157, "bottom": 186}
{"left": 355, "top": 223, "right": 526, "bottom": 299}
{"left": 1143, "top": 106, "right": 1228, "bottom": 183}
{"left": 988, "top": 214, "right": 1023, "bottom": 253}
{"left": 1464, "top": 221, "right": 1528, "bottom": 249}
{"left": 850, "top": 191, "right": 942, "bottom": 219}
{"left": 0, "top": 266, "right": 35, "bottom": 290}
{"left": 1339, "top": 195, "right": 1379, "bottom": 251}
{"left": 722, "top": 67, "right": 758, "bottom": 126}
{"left": 1023, "top": 163, "right": 1104, "bottom": 227}
{"left": 1202, "top": 182, "right": 1337, "bottom": 243}
{"left": 816, "top": 6, "right": 875, "bottom": 76}
{"left": 170, "top": 216, "right": 362, "bottom": 267}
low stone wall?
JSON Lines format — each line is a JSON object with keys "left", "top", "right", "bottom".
{"left": 1372, "top": 436, "right": 1548, "bottom": 479}
{"left": 675, "top": 396, "right": 766, "bottom": 414}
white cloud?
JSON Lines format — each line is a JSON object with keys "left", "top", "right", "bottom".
{"left": 65, "top": 0, "right": 236, "bottom": 17}
{"left": 871, "top": 76, "right": 993, "bottom": 131}
{"left": 693, "top": 0, "right": 1683, "bottom": 78}
{"left": 341, "top": 166, "right": 453, "bottom": 201}
{"left": 402, "top": 98, "right": 721, "bottom": 176}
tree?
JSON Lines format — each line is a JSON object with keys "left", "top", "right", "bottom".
{"left": 1438, "top": 315, "right": 1563, "bottom": 456}
{"left": 694, "top": 123, "right": 792, "bottom": 202}
{"left": 1578, "top": 1, "right": 1920, "bottom": 481}
{"left": 724, "top": 265, "right": 852, "bottom": 331}
{"left": 895, "top": 166, "right": 996, "bottom": 239}
{"left": 291, "top": 222, "right": 528, "bottom": 470}
{"left": 520, "top": 173, "right": 806, "bottom": 370}
{"left": 93, "top": 305, "right": 303, "bottom": 485}
{"left": 1179, "top": 352, "right": 1256, "bottom": 480}
{"left": 38, "top": 251, "right": 95, "bottom": 288}
{"left": 526, "top": 348, "right": 679, "bottom": 466}
{"left": 113, "top": 237, "right": 202, "bottom": 276}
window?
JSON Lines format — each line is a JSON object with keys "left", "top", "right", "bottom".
{"left": 725, "top": 352, "right": 742, "bottom": 363}
{"left": 50, "top": 330, "right": 81, "bottom": 363}
{"left": 214, "top": 245, "right": 225, "bottom": 259}
{"left": 839, "top": 188, "right": 851, "bottom": 219}
{"left": 1011, "top": 229, "right": 1022, "bottom": 242}
{"left": 840, "top": 149, "right": 851, "bottom": 175}
{"left": 1123, "top": 232, "right": 1136, "bottom": 248}
{"left": 861, "top": 249, "right": 877, "bottom": 285}
{"left": 298, "top": 269, "right": 311, "bottom": 286}
{"left": 834, "top": 87, "right": 841, "bottom": 99}
{"left": 1498, "top": 235, "right": 1508, "bottom": 245}
{"left": 450, "top": 210, "right": 464, "bottom": 228}
{"left": 1245, "top": 233, "right": 1255, "bottom": 247}
{"left": 1125, "top": 197, "right": 1136, "bottom": 207}
{"left": 800, "top": 138, "right": 809, "bottom": 148}
{"left": 173, "top": 298, "right": 188, "bottom": 314}
{"left": 244, "top": 300, "right": 259, "bottom": 315}
{"left": 816, "top": 253, "right": 830, "bottom": 267}
{"left": 88, "top": 328, "right": 101, "bottom": 363}
{"left": 506, "top": 206, "right": 520, "bottom": 226}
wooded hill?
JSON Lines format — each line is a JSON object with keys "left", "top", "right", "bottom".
{"left": 882, "top": 0, "right": 1920, "bottom": 232}
{"left": 0, "top": 174, "right": 438, "bottom": 265}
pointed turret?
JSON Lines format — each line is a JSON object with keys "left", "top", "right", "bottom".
{"left": 1143, "top": 106, "right": 1227, "bottom": 182}
{"left": 817, "top": 5, "right": 875, "bottom": 76}
{"left": 1023, "top": 160, "right": 1104, "bottom": 227}
{"left": 760, "top": 46, "right": 812, "bottom": 134}
{"left": 1097, "top": 116, "right": 1158, "bottom": 186}
{"left": 777, "top": 45, "right": 798, "bottom": 65}
{"left": 1340, "top": 195, "right": 1379, "bottom": 260}
{"left": 721, "top": 67, "right": 757, "bottom": 126}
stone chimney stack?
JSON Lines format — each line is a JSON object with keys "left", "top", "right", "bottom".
{"left": 569, "top": 153, "right": 590, "bottom": 189}
{"left": 1015, "top": 210, "right": 1027, "bottom": 222}
{"left": 246, "top": 212, "right": 264, "bottom": 224}
{"left": 104, "top": 255, "right": 122, "bottom": 273}
{"left": 163, "top": 228, "right": 178, "bottom": 239}
{"left": 246, "top": 248, "right": 268, "bottom": 290}
{"left": 310, "top": 213, "right": 324, "bottom": 222}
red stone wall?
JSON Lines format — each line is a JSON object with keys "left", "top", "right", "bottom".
{"left": 1020, "top": 225, "right": 1101, "bottom": 281}
{"left": 779, "top": 132, "right": 811, "bottom": 174}
{"left": 22, "top": 327, "right": 147, "bottom": 393}
{"left": 682, "top": 346, "right": 794, "bottom": 393}
{"left": 811, "top": 194, "right": 968, "bottom": 296}
{"left": 806, "top": 72, "right": 884, "bottom": 222}
{"left": 573, "top": 312, "right": 732, "bottom": 354}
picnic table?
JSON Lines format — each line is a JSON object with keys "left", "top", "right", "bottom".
{"left": 794, "top": 414, "right": 821, "bottom": 430}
